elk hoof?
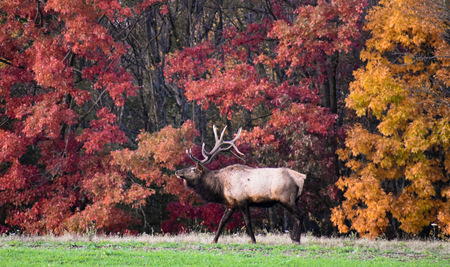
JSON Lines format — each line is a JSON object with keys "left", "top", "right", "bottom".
{"left": 290, "top": 233, "right": 301, "bottom": 243}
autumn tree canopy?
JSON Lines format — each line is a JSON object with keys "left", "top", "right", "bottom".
{"left": 331, "top": 0, "right": 450, "bottom": 238}
{"left": 0, "top": 0, "right": 166, "bottom": 234}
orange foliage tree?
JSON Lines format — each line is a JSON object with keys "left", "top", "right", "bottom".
{"left": 111, "top": 121, "right": 198, "bottom": 205}
{"left": 331, "top": 0, "right": 450, "bottom": 238}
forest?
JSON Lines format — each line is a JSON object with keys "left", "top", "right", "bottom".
{"left": 0, "top": 0, "right": 448, "bottom": 239}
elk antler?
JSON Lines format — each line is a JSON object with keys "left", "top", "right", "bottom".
{"left": 186, "top": 125, "right": 245, "bottom": 165}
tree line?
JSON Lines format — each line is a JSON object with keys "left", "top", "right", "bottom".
{"left": 0, "top": 0, "right": 448, "bottom": 238}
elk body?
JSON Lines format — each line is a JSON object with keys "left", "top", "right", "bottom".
{"left": 175, "top": 126, "right": 306, "bottom": 244}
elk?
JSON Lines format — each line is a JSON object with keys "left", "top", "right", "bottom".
{"left": 175, "top": 125, "right": 306, "bottom": 244}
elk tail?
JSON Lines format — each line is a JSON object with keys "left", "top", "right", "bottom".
{"left": 286, "top": 169, "right": 306, "bottom": 199}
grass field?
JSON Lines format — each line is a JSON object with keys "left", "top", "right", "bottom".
{"left": 0, "top": 233, "right": 449, "bottom": 266}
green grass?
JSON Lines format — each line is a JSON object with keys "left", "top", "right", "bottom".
{"left": 0, "top": 234, "right": 448, "bottom": 266}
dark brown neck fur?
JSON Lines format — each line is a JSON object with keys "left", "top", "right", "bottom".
{"left": 188, "top": 170, "right": 225, "bottom": 204}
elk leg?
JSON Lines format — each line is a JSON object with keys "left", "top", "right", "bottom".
{"left": 291, "top": 218, "right": 302, "bottom": 243}
{"left": 291, "top": 203, "right": 304, "bottom": 243}
{"left": 281, "top": 201, "right": 303, "bottom": 243}
{"left": 240, "top": 205, "right": 256, "bottom": 244}
{"left": 213, "top": 207, "right": 235, "bottom": 243}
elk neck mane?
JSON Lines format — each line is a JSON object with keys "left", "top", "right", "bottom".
{"left": 192, "top": 168, "right": 226, "bottom": 203}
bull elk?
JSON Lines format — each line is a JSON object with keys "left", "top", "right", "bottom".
{"left": 175, "top": 125, "right": 306, "bottom": 244}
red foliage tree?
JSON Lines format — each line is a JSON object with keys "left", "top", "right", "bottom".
{"left": 0, "top": 0, "right": 165, "bottom": 234}
{"left": 164, "top": 0, "right": 367, "bottom": 233}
